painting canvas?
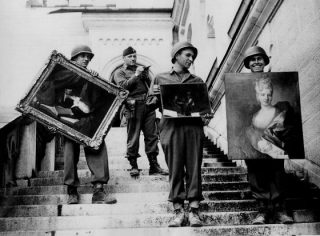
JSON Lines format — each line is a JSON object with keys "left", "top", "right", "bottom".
{"left": 224, "top": 72, "right": 304, "bottom": 160}
{"left": 16, "top": 50, "right": 128, "bottom": 150}
{"left": 159, "top": 83, "right": 212, "bottom": 118}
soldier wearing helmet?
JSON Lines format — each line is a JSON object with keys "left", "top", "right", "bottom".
{"left": 242, "top": 46, "right": 293, "bottom": 225}
{"left": 149, "top": 41, "right": 210, "bottom": 227}
{"left": 36, "top": 45, "right": 117, "bottom": 205}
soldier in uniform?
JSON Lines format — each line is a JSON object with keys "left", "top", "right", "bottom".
{"left": 243, "top": 46, "right": 294, "bottom": 224}
{"left": 113, "top": 46, "right": 168, "bottom": 177}
{"left": 37, "top": 45, "right": 117, "bottom": 205}
{"left": 150, "top": 41, "right": 211, "bottom": 227}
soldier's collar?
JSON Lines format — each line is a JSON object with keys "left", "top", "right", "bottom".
{"left": 170, "top": 67, "right": 190, "bottom": 75}
{"left": 123, "top": 64, "right": 136, "bottom": 71}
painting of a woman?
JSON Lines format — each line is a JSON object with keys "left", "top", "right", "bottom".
{"left": 245, "top": 76, "right": 303, "bottom": 159}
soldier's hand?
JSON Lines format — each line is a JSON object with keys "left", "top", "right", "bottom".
{"left": 47, "top": 126, "right": 57, "bottom": 134}
{"left": 135, "top": 66, "right": 145, "bottom": 77}
{"left": 89, "top": 69, "right": 99, "bottom": 77}
{"left": 201, "top": 113, "right": 213, "bottom": 126}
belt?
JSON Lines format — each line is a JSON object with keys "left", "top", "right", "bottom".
{"left": 128, "top": 93, "right": 147, "bottom": 101}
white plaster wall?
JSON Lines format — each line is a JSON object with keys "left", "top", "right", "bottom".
{"left": 0, "top": 1, "right": 88, "bottom": 108}
{"left": 83, "top": 14, "right": 173, "bottom": 79}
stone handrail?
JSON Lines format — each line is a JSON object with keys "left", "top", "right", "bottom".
{"left": 0, "top": 117, "right": 55, "bottom": 187}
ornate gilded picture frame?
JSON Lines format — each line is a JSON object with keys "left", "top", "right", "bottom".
{"left": 16, "top": 50, "right": 128, "bottom": 150}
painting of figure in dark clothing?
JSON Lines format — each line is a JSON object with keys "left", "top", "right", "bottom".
{"left": 16, "top": 51, "right": 128, "bottom": 149}
{"left": 224, "top": 72, "right": 304, "bottom": 160}
{"left": 160, "top": 83, "right": 211, "bottom": 118}
{"left": 34, "top": 64, "right": 115, "bottom": 138}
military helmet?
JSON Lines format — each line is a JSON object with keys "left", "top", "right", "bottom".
{"left": 243, "top": 46, "right": 269, "bottom": 69}
{"left": 71, "top": 45, "right": 94, "bottom": 60}
{"left": 171, "top": 41, "right": 198, "bottom": 63}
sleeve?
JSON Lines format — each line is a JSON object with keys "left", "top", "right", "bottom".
{"left": 146, "top": 76, "right": 161, "bottom": 110}
{"left": 113, "top": 69, "right": 140, "bottom": 91}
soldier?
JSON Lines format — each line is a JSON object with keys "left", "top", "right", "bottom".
{"left": 150, "top": 41, "right": 211, "bottom": 227}
{"left": 243, "top": 46, "right": 294, "bottom": 224}
{"left": 37, "top": 45, "right": 117, "bottom": 205}
{"left": 113, "top": 46, "right": 168, "bottom": 177}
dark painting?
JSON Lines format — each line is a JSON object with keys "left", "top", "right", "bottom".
{"left": 16, "top": 51, "right": 128, "bottom": 150}
{"left": 159, "top": 83, "right": 211, "bottom": 118}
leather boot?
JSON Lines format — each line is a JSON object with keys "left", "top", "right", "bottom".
{"left": 128, "top": 157, "right": 140, "bottom": 177}
{"left": 67, "top": 185, "right": 79, "bottom": 204}
{"left": 148, "top": 156, "right": 169, "bottom": 175}
{"left": 188, "top": 207, "right": 203, "bottom": 227}
{"left": 92, "top": 183, "right": 117, "bottom": 204}
{"left": 168, "top": 208, "right": 186, "bottom": 227}
{"left": 273, "top": 202, "right": 294, "bottom": 224}
{"left": 252, "top": 200, "right": 268, "bottom": 224}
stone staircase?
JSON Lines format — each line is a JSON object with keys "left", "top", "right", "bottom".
{"left": 0, "top": 127, "right": 320, "bottom": 235}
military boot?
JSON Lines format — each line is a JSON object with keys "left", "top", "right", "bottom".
{"left": 148, "top": 156, "right": 169, "bottom": 175}
{"left": 92, "top": 183, "right": 117, "bottom": 204}
{"left": 128, "top": 157, "right": 140, "bottom": 177}
{"left": 252, "top": 200, "right": 269, "bottom": 224}
{"left": 188, "top": 207, "right": 203, "bottom": 227}
{"left": 168, "top": 208, "right": 187, "bottom": 227}
{"left": 67, "top": 186, "right": 79, "bottom": 204}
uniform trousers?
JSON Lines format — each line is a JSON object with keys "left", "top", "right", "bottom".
{"left": 159, "top": 119, "right": 204, "bottom": 204}
{"left": 63, "top": 138, "right": 110, "bottom": 187}
{"left": 126, "top": 100, "right": 159, "bottom": 159}
{"left": 245, "top": 159, "right": 285, "bottom": 210}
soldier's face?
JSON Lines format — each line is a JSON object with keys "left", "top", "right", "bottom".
{"left": 248, "top": 55, "right": 266, "bottom": 72}
{"left": 123, "top": 53, "right": 137, "bottom": 66}
{"left": 176, "top": 49, "right": 195, "bottom": 69}
{"left": 74, "top": 53, "right": 92, "bottom": 68}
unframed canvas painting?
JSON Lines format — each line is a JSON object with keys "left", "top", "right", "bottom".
{"left": 224, "top": 72, "right": 304, "bottom": 160}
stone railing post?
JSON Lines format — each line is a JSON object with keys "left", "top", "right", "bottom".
{"left": 40, "top": 137, "right": 56, "bottom": 171}
{"left": 15, "top": 121, "right": 37, "bottom": 179}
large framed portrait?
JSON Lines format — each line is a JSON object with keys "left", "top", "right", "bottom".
{"left": 16, "top": 50, "right": 128, "bottom": 150}
{"left": 159, "top": 83, "right": 211, "bottom": 118}
{"left": 224, "top": 72, "right": 304, "bottom": 160}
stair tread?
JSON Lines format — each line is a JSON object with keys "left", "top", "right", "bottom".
{"left": 2, "top": 223, "right": 320, "bottom": 236}
{"left": 1, "top": 211, "right": 319, "bottom": 231}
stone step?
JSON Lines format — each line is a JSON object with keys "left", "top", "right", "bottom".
{"left": 202, "top": 157, "right": 228, "bottom": 162}
{"left": 203, "top": 154, "right": 228, "bottom": 159}
{"left": 37, "top": 167, "right": 247, "bottom": 178}
{"left": 3, "top": 223, "right": 319, "bottom": 236}
{"left": 29, "top": 173, "right": 248, "bottom": 186}
{"left": 1, "top": 199, "right": 319, "bottom": 218}
{"left": 3, "top": 182, "right": 250, "bottom": 195}
{"left": 203, "top": 162, "right": 237, "bottom": 167}
{"left": 1, "top": 211, "right": 319, "bottom": 231}
{"left": 0, "top": 200, "right": 256, "bottom": 217}
{"left": 0, "top": 190, "right": 253, "bottom": 206}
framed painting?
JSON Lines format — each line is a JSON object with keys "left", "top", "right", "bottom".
{"left": 159, "top": 83, "right": 212, "bottom": 118}
{"left": 16, "top": 50, "right": 128, "bottom": 150}
{"left": 224, "top": 72, "right": 304, "bottom": 160}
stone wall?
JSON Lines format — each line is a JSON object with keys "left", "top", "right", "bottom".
{"left": 207, "top": 0, "right": 320, "bottom": 187}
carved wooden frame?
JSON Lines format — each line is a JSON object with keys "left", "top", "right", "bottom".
{"left": 16, "top": 50, "right": 128, "bottom": 150}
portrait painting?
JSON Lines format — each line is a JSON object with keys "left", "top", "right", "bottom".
{"left": 224, "top": 72, "right": 304, "bottom": 160}
{"left": 16, "top": 50, "right": 128, "bottom": 150}
{"left": 159, "top": 83, "right": 212, "bottom": 118}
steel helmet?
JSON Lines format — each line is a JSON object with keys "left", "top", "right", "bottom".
{"left": 171, "top": 41, "right": 198, "bottom": 63}
{"left": 243, "top": 46, "right": 269, "bottom": 69}
{"left": 71, "top": 45, "right": 94, "bottom": 60}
